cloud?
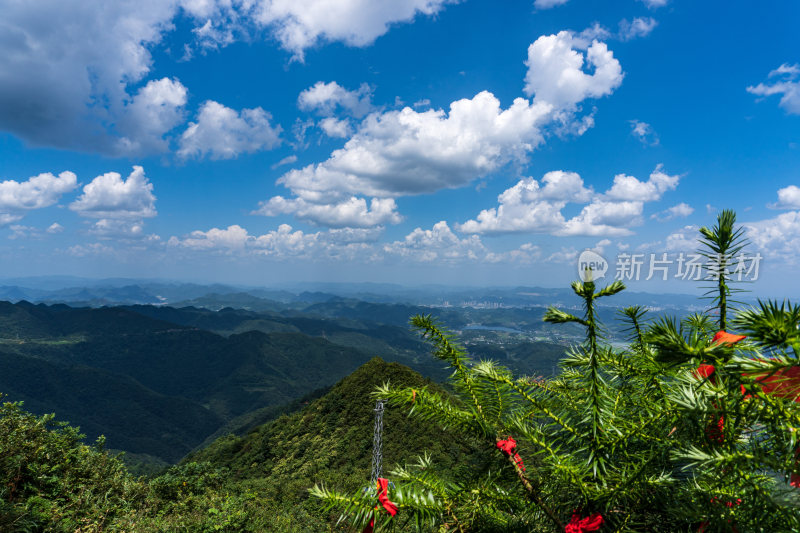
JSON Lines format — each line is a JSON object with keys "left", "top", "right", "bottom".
{"left": 770, "top": 64, "right": 800, "bottom": 78}
{"left": 747, "top": 63, "right": 800, "bottom": 115}
{"left": 665, "top": 225, "right": 699, "bottom": 251}
{"left": 298, "top": 81, "right": 374, "bottom": 118}
{"left": 384, "top": 221, "right": 539, "bottom": 264}
{"left": 8, "top": 222, "right": 67, "bottom": 240}
{"left": 384, "top": 221, "right": 486, "bottom": 262}
{"left": 70, "top": 166, "right": 156, "bottom": 219}
{"left": 456, "top": 171, "right": 591, "bottom": 235}
{"left": 178, "top": 101, "right": 282, "bottom": 159}
{"left": 604, "top": 165, "right": 679, "bottom": 202}
{"left": 0, "top": 0, "right": 189, "bottom": 153}
{"left": 0, "top": 214, "right": 23, "bottom": 227}
{"left": 533, "top": 0, "right": 569, "bottom": 9}
{"left": 524, "top": 30, "right": 624, "bottom": 112}
{"left": 66, "top": 243, "right": 115, "bottom": 257}
{"left": 0, "top": 171, "right": 78, "bottom": 213}
{"left": 545, "top": 247, "right": 579, "bottom": 264}
{"left": 559, "top": 200, "right": 642, "bottom": 237}
{"left": 115, "top": 78, "right": 188, "bottom": 155}
{"left": 169, "top": 224, "right": 251, "bottom": 251}
{"left": 652, "top": 202, "right": 694, "bottom": 221}
{"left": 277, "top": 91, "right": 551, "bottom": 203}
{"left": 271, "top": 155, "right": 298, "bottom": 170}
{"left": 618, "top": 17, "right": 657, "bottom": 41}
{"left": 250, "top": 0, "right": 460, "bottom": 60}
{"left": 262, "top": 32, "right": 622, "bottom": 229}
{"left": 629, "top": 119, "right": 659, "bottom": 146}
{"left": 638, "top": 0, "right": 668, "bottom": 8}
{"left": 0, "top": 1, "right": 464, "bottom": 153}
{"left": 459, "top": 165, "right": 679, "bottom": 237}
{"left": 88, "top": 219, "right": 149, "bottom": 239}
{"left": 8, "top": 225, "right": 39, "bottom": 240}
{"left": 770, "top": 185, "right": 800, "bottom": 209}
{"left": 743, "top": 211, "right": 800, "bottom": 261}
{"left": 594, "top": 238, "right": 612, "bottom": 254}
{"left": 167, "top": 220, "right": 541, "bottom": 265}
{"left": 484, "top": 243, "right": 541, "bottom": 264}
{"left": 255, "top": 196, "right": 402, "bottom": 228}
{"left": 319, "top": 117, "right": 353, "bottom": 138}
{"left": 190, "top": 18, "right": 235, "bottom": 54}
{"left": 47, "top": 223, "right": 64, "bottom": 234}
{"left": 167, "top": 222, "right": 380, "bottom": 260}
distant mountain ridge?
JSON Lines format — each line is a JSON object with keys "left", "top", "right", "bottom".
{"left": 0, "top": 301, "right": 382, "bottom": 462}
{"left": 0, "top": 294, "right": 571, "bottom": 466}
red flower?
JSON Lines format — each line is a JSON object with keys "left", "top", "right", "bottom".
{"left": 565, "top": 512, "right": 604, "bottom": 533}
{"left": 496, "top": 437, "right": 526, "bottom": 471}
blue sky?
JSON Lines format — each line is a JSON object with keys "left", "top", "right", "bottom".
{"left": 1, "top": 0, "right": 799, "bottom": 294}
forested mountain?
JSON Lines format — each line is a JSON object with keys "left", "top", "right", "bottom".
{"left": 0, "top": 302, "right": 377, "bottom": 462}
{"left": 0, "top": 358, "right": 488, "bottom": 532}
{"left": 0, "top": 298, "right": 567, "bottom": 465}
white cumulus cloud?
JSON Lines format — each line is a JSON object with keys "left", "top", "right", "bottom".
{"left": 384, "top": 221, "right": 487, "bottom": 262}
{"left": 250, "top": 0, "right": 460, "bottom": 60}
{"left": 178, "top": 101, "right": 282, "bottom": 159}
{"left": 524, "top": 30, "right": 624, "bottom": 112}
{"left": 116, "top": 77, "right": 188, "bottom": 155}
{"left": 319, "top": 117, "right": 353, "bottom": 138}
{"left": 298, "top": 81, "right": 374, "bottom": 118}
{"left": 604, "top": 165, "right": 679, "bottom": 202}
{"left": 770, "top": 185, "right": 800, "bottom": 209}
{"left": 255, "top": 196, "right": 402, "bottom": 228}
{"left": 460, "top": 165, "right": 679, "bottom": 237}
{"left": 70, "top": 166, "right": 156, "bottom": 219}
{"left": 747, "top": 63, "right": 800, "bottom": 115}
{"left": 665, "top": 225, "right": 699, "bottom": 251}
{"left": 559, "top": 200, "right": 642, "bottom": 237}
{"left": 261, "top": 31, "right": 623, "bottom": 230}
{"left": 745, "top": 212, "right": 800, "bottom": 260}
{"left": 168, "top": 222, "right": 381, "bottom": 260}
{"left": 279, "top": 91, "right": 551, "bottom": 201}
{"left": 457, "top": 171, "right": 590, "bottom": 235}
{"left": 0, "top": 171, "right": 78, "bottom": 212}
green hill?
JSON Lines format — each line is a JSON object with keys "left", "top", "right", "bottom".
{"left": 183, "top": 357, "right": 487, "bottom": 528}
{"left": 0, "top": 357, "right": 488, "bottom": 532}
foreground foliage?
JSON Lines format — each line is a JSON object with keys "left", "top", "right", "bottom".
{"left": 315, "top": 210, "right": 800, "bottom": 532}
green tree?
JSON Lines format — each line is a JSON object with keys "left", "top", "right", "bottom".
{"left": 313, "top": 210, "right": 800, "bottom": 532}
